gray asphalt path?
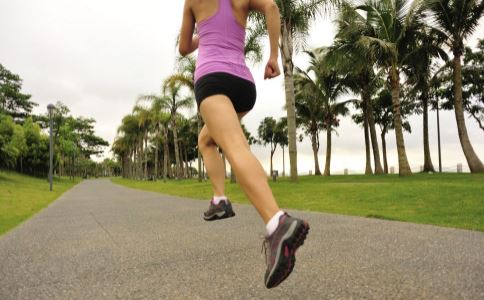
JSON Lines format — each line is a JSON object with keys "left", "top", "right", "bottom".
{"left": 0, "top": 179, "right": 483, "bottom": 299}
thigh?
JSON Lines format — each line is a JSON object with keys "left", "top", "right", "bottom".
{"left": 199, "top": 95, "right": 249, "bottom": 151}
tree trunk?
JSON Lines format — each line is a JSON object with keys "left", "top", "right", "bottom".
{"left": 364, "top": 89, "right": 384, "bottom": 174}
{"left": 179, "top": 141, "right": 186, "bottom": 178}
{"left": 197, "top": 114, "right": 203, "bottom": 182}
{"left": 154, "top": 128, "right": 159, "bottom": 181}
{"left": 362, "top": 95, "right": 373, "bottom": 175}
{"left": 390, "top": 67, "right": 412, "bottom": 176}
{"left": 163, "top": 128, "right": 169, "bottom": 181}
{"left": 452, "top": 54, "right": 484, "bottom": 172}
{"left": 282, "top": 145, "right": 285, "bottom": 177}
{"left": 144, "top": 134, "right": 148, "bottom": 179}
{"left": 184, "top": 144, "right": 189, "bottom": 178}
{"left": 311, "top": 132, "right": 321, "bottom": 175}
{"left": 270, "top": 143, "right": 274, "bottom": 176}
{"left": 381, "top": 130, "right": 388, "bottom": 174}
{"left": 323, "top": 127, "right": 332, "bottom": 176}
{"left": 281, "top": 22, "right": 298, "bottom": 181}
{"left": 172, "top": 115, "right": 182, "bottom": 178}
{"left": 436, "top": 100, "right": 442, "bottom": 173}
{"left": 422, "top": 94, "right": 435, "bottom": 172}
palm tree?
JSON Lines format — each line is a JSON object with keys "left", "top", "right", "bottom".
{"left": 162, "top": 80, "right": 193, "bottom": 179}
{"left": 373, "top": 89, "right": 413, "bottom": 173}
{"left": 405, "top": 27, "right": 448, "bottom": 172}
{"left": 425, "top": 0, "right": 484, "bottom": 172}
{"left": 294, "top": 71, "right": 324, "bottom": 175}
{"left": 137, "top": 94, "right": 172, "bottom": 180}
{"left": 252, "top": 0, "right": 332, "bottom": 181}
{"left": 132, "top": 104, "right": 153, "bottom": 179}
{"left": 274, "top": 118, "right": 288, "bottom": 177}
{"left": 258, "top": 117, "right": 278, "bottom": 176}
{"left": 327, "top": 4, "right": 385, "bottom": 174}
{"left": 115, "top": 114, "right": 140, "bottom": 179}
{"left": 295, "top": 50, "right": 352, "bottom": 176}
{"left": 345, "top": 0, "right": 428, "bottom": 175}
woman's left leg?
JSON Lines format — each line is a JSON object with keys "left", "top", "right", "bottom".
{"left": 198, "top": 125, "right": 225, "bottom": 197}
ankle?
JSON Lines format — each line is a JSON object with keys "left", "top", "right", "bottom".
{"left": 265, "top": 210, "right": 285, "bottom": 236}
{"left": 212, "top": 195, "right": 228, "bottom": 205}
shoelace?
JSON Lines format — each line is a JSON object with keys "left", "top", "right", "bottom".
{"left": 261, "top": 235, "right": 270, "bottom": 265}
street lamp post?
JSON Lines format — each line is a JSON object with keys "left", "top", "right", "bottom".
{"left": 47, "top": 104, "right": 55, "bottom": 191}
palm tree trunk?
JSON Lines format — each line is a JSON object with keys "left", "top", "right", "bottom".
{"left": 422, "top": 94, "right": 435, "bottom": 172}
{"left": 364, "top": 89, "right": 384, "bottom": 174}
{"left": 323, "top": 127, "right": 331, "bottom": 176}
{"left": 133, "top": 147, "right": 137, "bottom": 179}
{"left": 282, "top": 145, "right": 285, "bottom": 177}
{"left": 452, "top": 54, "right": 484, "bottom": 172}
{"left": 281, "top": 22, "right": 298, "bottom": 181}
{"left": 179, "top": 141, "right": 185, "bottom": 178}
{"left": 362, "top": 96, "right": 373, "bottom": 175}
{"left": 197, "top": 114, "right": 203, "bottom": 182}
{"left": 270, "top": 146, "right": 274, "bottom": 177}
{"left": 381, "top": 130, "right": 388, "bottom": 174}
{"left": 172, "top": 116, "right": 181, "bottom": 178}
{"left": 436, "top": 100, "right": 442, "bottom": 173}
{"left": 144, "top": 134, "right": 148, "bottom": 179}
{"left": 184, "top": 144, "right": 189, "bottom": 178}
{"left": 311, "top": 132, "right": 321, "bottom": 175}
{"left": 154, "top": 128, "right": 159, "bottom": 181}
{"left": 163, "top": 128, "right": 169, "bottom": 181}
{"left": 390, "top": 67, "right": 412, "bottom": 176}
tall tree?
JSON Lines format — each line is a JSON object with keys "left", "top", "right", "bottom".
{"left": 405, "top": 26, "right": 448, "bottom": 172}
{"left": 253, "top": 0, "right": 332, "bottom": 181}
{"left": 345, "top": 0, "right": 428, "bottom": 175}
{"left": 294, "top": 70, "right": 325, "bottom": 175}
{"left": 0, "top": 64, "right": 36, "bottom": 122}
{"left": 425, "top": 0, "right": 484, "bottom": 172}
{"left": 137, "top": 93, "right": 171, "bottom": 180}
{"left": 327, "top": 4, "right": 384, "bottom": 174}
{"left": 294, "top": 50, "right": 352, "bottom": 176}
{"left": 373, "top": 89, "right": 413, "bottom": 173}
{"left": 258, "top": 117, "right": 279, "bottom": 176}
{"left": 162, "top": 80, "right": 193, "bottom": 179}
{"left": 274, "top": 117, "right": 288, "bottom": 177}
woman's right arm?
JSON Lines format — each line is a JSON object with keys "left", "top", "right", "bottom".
{"left": 249, "top": 0, "right": 281, "bottom": 79}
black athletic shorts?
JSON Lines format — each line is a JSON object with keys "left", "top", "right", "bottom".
{"left": 195, "top": 72, "right": 257, "bottom": 113}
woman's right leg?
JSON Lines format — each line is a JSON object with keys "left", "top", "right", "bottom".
{"left": 199, "top": 95, "right": 279, "bottom": 224}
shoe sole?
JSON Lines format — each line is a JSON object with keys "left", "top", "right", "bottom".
{"left": 265, "top": 220, "right": 309, "bottom": 288}
{"left": 203, "top": 211, "right": 236, "bottom": 221}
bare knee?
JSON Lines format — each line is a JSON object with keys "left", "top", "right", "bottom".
{"left": 198, "top": 131, "right": 216, "bottom": 153}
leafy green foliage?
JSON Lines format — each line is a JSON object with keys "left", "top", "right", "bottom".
{"left": 0, "top": 64, "right": 36, "bottom": 122}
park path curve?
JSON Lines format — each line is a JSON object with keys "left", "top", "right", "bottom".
{"left": 0, "top": 179, "right": 483, "bottom": 299}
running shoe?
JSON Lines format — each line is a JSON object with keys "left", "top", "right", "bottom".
{"left": 262, "top": 212, "right": 309, "bottom": 288}
{"left": 203, "top": 199, "right": 236, "bottom": 221}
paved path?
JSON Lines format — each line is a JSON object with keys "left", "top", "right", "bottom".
{"left": 0, "top": 179, "right": 483, "bottom": 299}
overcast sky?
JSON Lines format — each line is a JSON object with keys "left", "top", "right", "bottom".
{"left": 1, "top": 0, "right": 483, "bottom": 174}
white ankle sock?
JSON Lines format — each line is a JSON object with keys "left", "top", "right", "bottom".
{"left": 266, "top": 210, "right": 285, "bottom": 236}
{"left": 212, "top": 195, "right": 227, "bottom": 205}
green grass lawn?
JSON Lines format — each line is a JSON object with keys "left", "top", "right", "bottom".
{"left": 112, "top": 173, "right": 484, "bottom": 231}
{"left": 0, "top": 171, "right": 81, "bottom": 236}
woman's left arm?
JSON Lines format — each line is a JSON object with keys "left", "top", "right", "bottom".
{"left": 179, "top": 0, "right": 198, "bottom": 56}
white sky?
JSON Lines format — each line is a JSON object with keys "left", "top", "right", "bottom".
{"left": 1, "top": 0, "right": 483, "bottom": 174}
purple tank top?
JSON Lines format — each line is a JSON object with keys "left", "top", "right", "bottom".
{"left": 194, "top": 0, "right": 254, "bottom": 83}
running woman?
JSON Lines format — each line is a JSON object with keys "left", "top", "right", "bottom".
{"left": 179, "top": 0, "right": 309, "bottom": 288}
